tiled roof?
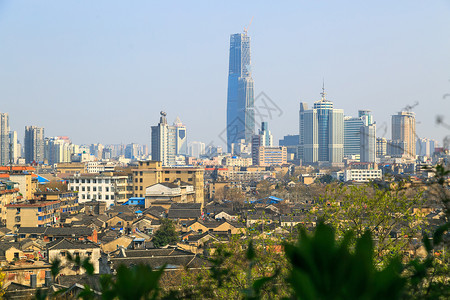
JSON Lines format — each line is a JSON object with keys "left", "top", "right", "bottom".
{"left": 47, "top": 238, "right": 100, "bottom": 250}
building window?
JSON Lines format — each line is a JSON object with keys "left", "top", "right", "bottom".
{"left": 106, "top": 187, "right": 109, "bottom": 192}
{"left": 93, "top": 187, "right": 97, "bottom": 192}
{"left": 165, "top": 171, "right": 169, "bottom": 174}
{"left": 140, "top": 186, "right": 143, "bottom": 190}
{"left": 165, "top": 178, "right": 169, "bottom": 181}
{"left": 188, "top": 178, "right": 193, "bottom": 182}
{"left": 139, "top": 178, "right": 143, "bottom": 183}
{"left": 15, "top": 216, "right": 21, "bottom": 222}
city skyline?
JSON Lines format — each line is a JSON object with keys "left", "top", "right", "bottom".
{"left": 0, "top": 1, "right": 449, "bottom": 147}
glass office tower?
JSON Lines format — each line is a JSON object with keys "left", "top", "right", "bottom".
{"left": 226, "top": 32, "right": 255, "bottom": 153}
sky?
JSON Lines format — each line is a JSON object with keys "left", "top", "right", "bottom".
{"left": 0, "top": 0, "right": 450, "bottom": 149}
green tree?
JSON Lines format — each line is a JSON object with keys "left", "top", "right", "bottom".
{"left": 152, "top": 219, "right": 178, "bottom": 248}
{"left": 308, "top": 183, "right": 425, "bottom": 264}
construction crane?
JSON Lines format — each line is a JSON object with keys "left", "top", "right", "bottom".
{"left": 243, "top": 17, "right": 254, "bottom": 35}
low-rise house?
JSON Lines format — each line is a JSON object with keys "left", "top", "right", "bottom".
{"left": 214, "top": 210, "right": 239, "bottom": 222}
{"left": 108, "top": 247, "right": 211, "bottom": 272}
{"left": 184, "top": 219, "right": 245, "bottom": 235}
{"left": 17, "top": 227, "right": 98, "bottom": 243}
{"left": 167, "top": 203, "right": 202, "bottom": 221}
{"left": 280, "top": 215, "right": 307, "bottom": 228}
{"left": 47, "top": 238, "right": 101, "bottom": 274}
{"left": 101, "top": 235, "right": 134, "bottom": 253}
{"left": 144, "top": 182, "right": 195, "bottom": 207}
{"left": 106, "top": 214, "right": 136, "bottom": 230}
{"left": 132, "top": 216, "right": 161, "bottom": 235}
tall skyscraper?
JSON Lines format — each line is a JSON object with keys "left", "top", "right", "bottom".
{"left": 300, "top": 86, "right": 344, "bottom": 164}
{"left": 24, "top": 126, "right": 44, "bottom": 164}
{"left": 392, "top": 111, "right": 416, "bottom": 158}
{"left": 151, "top": 112, "right": 188, "bottom": 166}
{"left": 0, "top": 113, "right": 9, "bottom": 165}
{"left": 226, "top": 32, "right": 255, "bottom": 152}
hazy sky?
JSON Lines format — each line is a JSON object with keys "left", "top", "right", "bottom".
{"left": 1, "top": 1, "right": 450, "bottom": 149}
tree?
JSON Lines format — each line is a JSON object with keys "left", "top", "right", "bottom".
{"left": 308, "top": 182, "right": 425, "bottom": 264}
{"left": 152, "top": 219, "right": 178, "bottom": 248}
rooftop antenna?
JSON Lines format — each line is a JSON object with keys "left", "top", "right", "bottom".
{"left": 320, "top": 78, "right": 326, "bottom": 100}
{"left": 243, "top": 16, "right": 254, "bottom": 35}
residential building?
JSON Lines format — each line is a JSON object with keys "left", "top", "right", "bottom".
{"left": 0, "top": 180, "right": 19, "bottom": 224}
{"left": 24, "top": 126, "right": 44, "bottom": 164}
{"left": 44, "top": 136, "right": 75, "bottom": 165}
{"left": 300, "top": 86, "right": 344, "bottom": 165}
{"left": 376, "top": 138, "right": 387, "bottom": 158}
{"left": 68, "top": 173, "right": 129, "bottom": 207}
{"left": 222, "top": 156, "right": 252, "bottom": 167}
{"left": 9, "top": 131, "right": 18, "bottom": 164}
{"left": 6, "top": 200, "right": 61, "bottom": 230}
{"left": 47, "top": 239, "right": 101, "bottom": 274}
{"left": 392, "top": 111, "right": 416, "bottom": 158}
{"left": 416, "top": 138, "right": 437, "bottom": 157}
{"left": 226, "top": 31, "right": 255, "bottom": 151}
{"left": 132, "top": 160, "right": 204, "bottom": 204}
{"left": 251, "top": 122, "right": 274, "bottom": 165}
{"left": 0, "top": 113, "right": 9, "bottom": 166}
{"left": 255, "top": 146, "right": 287, "bottom": 166}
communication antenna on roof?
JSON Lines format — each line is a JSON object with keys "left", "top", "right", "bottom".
{"left": 243, "top": 17, "right": 254, "bottom": 35}
{"left": 320, "top": 78, "right": 326, "bottom": 100}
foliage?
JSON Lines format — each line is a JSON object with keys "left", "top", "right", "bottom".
{"left": 309, "top": 183, "right": 425, "bottom": 264}
{"left": 152, "top": 219, "right": 178, "bottom": 248}
{"left": 285, "top": 222, "right": 407, "bottom": 299}
{"left": 0, "top": 268, "right": 5, "bottom": 298}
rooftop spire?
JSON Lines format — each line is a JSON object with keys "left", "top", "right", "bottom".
{"left": 320, "top": 78, "right": 326, "bottom": 100}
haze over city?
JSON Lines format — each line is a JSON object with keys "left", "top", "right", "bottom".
{"left": 1, "top": 0, "right": 450, "bottom": 147}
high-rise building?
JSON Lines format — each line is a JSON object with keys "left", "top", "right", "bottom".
{"left": 188, "top": 141, "right": 206, "bottom": 158}
{"left": 376, "top": 137, "right": 387, "bottom": 158}
{"left": 24, "top": 126, "right": 44, "bottom": 164}
{"left": 344, "top": 116, "right": 364, "bottom": 158}
{"left": 392, "top": 111, "right": 416, "bottom": 158}
{"left": 9, "top": 131, "right": 18, "bottom": 164}
{"left": 300, "top": 86, "right": 344, "bottom": 165}
{"left": 251, "top": 122, "right": 273, "bottom": 165}
{"left": 360, "top": 124, "right": 376, "bottom": 163}
{"left": 416, "top": 138, "right": 437, "bottom": 157}
{"left": 226, "top": 32, "right": 255, "bottom": 152}
{"left": 151, "top": 112, "right": 188, "bottom": 166}
{"left": 298, "top": 103, "right": 308, "bottom": 161}
{"left": 44, "top": 136, "right": 73, "bottom": 165}
{"left": 0, "top": 113, "right": 10, "bottom": 166}
{"left": 344, "top": 110, "right": 374, "bottom": 159}
{"left": 358, "top": 109, "right": 374, "bottom": 126}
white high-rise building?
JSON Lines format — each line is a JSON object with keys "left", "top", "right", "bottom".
{"left": 300, "top": 86, "right": 344, "bottom": 165}
{"left": 9, "top": 131, "right": 18, "bottom": 164}
{"left": 151, "top": 112, "right": 188, "bottom": 166}
{"left": 0, "top": 113, "right": 10, "bottom": 166}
